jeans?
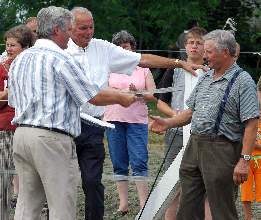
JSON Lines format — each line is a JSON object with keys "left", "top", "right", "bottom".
{"left": 106, "top": 122, "right": 148, "bottom": 181}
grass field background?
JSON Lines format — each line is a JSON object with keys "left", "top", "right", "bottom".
{"left": 10, "top": 102, "right": 261, "bottom": 219}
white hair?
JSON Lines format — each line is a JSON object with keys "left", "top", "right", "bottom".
{"left": 203, "top": 30, "right": 236, "bottom": 57}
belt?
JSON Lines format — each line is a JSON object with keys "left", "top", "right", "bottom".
{"left": 191, "top": 132, "right": 231, "bottom": 142}
{"left": 17, "top": 124, "right": 73, "bottom": 138}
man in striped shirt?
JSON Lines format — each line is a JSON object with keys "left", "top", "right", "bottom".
{"left": 8, "top": 6, "right": 137, "bottom": 220}
{"left": 149, "top": 30, "right": 259, "bottom": 219}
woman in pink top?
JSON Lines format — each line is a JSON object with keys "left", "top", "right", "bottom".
{"left": 104, "top": 30, "right": 156, "bottom": 215}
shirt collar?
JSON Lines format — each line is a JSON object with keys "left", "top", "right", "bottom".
{"left": 34, "top": 39, "right": 64, "bottom": 52}
{"left": 206, "top": 62, "right": 241, "bottom": 81}
{"left": 67, "top": 38, "right": 90, "bottom": 52}
{"left": 223, "top": 62, "right": 241, "bottom": 80}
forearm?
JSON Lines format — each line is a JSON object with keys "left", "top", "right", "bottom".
{"left": 107, "top": 86, "right": 124, "bottom": 92}
{"left": 139, "top": 54, "right": 182, "bottom": 69}
{"left": 157, "top": 100, "right": 176, "bottom": 117}
{"left": 142, "top": 94, "right": 156, "bottom": 102}
{"left": 142, "top": 70, "right": 156, "bottom": 102}
{"left": 257, "top": 90, "right": 261, "bottom": 99}
{"left": 166, "top": 109, "right": 193, "bottom": 129}
{"left": 241, "top": 118, "right": 258, "bottom": 155}
{"left": 89, "top": 90, "right": 124, "bottom": 106}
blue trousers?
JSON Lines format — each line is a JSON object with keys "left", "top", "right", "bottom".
{"left": 106, "top": 122, "right": 148, "bottom": 181}
{"left": 74, "top": 121, "right": 105, "bottom": 220}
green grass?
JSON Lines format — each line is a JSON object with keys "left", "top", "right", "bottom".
{"left": 102, "top": 144, "right": 165, "bottom": 220}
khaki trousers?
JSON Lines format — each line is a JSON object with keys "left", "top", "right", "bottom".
{"left": 176, "top": 134, "right": 242, "bottom": 220}
{"left": 13, "top": 127, "right": 78, "bottom": 220}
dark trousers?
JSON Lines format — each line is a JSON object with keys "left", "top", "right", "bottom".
{"left": 176, "top": 134, "right": 242, "bottom": 220}
{"left": 74, "top": 121, "right": 105, "bottom": 220}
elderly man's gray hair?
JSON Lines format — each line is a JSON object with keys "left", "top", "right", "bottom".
{"left": 37, "top": 6, "right": 74, "bottom": 38}
{"left": 203, "top": 30, "right": 236, "bottom": 57}
{"left": 71, "top": 7, "right": 93, "bottom": 19}
{"left": 112, "top": 30, "right": 136, "bottom": 51}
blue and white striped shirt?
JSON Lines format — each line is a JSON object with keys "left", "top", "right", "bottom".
{"left": 8, "top": 39, "right": 100, "bottom": 137}
{"left": 186, "top": 62, "right": 259, "bottom": 141}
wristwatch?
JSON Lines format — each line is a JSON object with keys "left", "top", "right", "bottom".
{"left": 240, "top": 154, "right": 251, "bottom": 161}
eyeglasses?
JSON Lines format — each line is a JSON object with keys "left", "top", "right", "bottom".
{"left": 186, "top": 41, "right": 204, "bottom": 46}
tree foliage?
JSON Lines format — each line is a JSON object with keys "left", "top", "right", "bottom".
{"left": 1, "top": 0, "right": 260, "bottom": 49}
{"left": 0, "top": 0, "right": 260, "bottom": 79}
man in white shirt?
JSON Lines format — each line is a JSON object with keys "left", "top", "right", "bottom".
{"left": 67, "top": 7, "right": 207, "bottom": 220}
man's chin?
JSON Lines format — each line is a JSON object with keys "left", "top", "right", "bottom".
{"left": 84, "top": 37, "right": 92, "bottom": 43}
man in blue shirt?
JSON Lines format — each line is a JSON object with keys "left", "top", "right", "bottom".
{"left": 149, "top": 30, "right": 259, "bottom": 219}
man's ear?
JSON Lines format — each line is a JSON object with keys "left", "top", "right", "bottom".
{"left": 53, "top": 26, "right": 60, "bottom": 35}
{"left": 224, "top": 48, "right": 230, "bottom": 58}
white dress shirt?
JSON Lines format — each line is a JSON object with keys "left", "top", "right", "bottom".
{"left": 66, "top": 38, "right": 141, "bottom": 117}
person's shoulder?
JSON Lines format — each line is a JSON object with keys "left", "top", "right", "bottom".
{"left": 33, "top": 42, "right": 76, "bottom": 66}
{"left": 175, "top": 68, "right": 184, "bottom": 72}
{"left": 136, "top": 66, "right": 149, "bottom": 72}
{"left": 89, "top": 38, "right": 113, "bottom": 47}
{"left": 233, "top": 69, "right": 256, "bottom": 90}
{"left": 87, "top": 38, "right": 117, "bottom": 55}
{"left": 237, "top": 69, "right": 255, "bottom": 82}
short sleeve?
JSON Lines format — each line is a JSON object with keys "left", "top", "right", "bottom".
{"left": 185, "top": 86, "right": 197, "bottom": 111}
{"left": 238, "top": 74, "right": 259, "bottom": 122}
{"left": 108, "top": 43, "right": 141, "bottom": 75}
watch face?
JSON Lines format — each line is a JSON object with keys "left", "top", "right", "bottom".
{"left": 243, "top": 155, "right": 251, "bottom": 161}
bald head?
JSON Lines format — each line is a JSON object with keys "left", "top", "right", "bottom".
{"left": 71, "top": 7, "right": 93, "bottom": 19}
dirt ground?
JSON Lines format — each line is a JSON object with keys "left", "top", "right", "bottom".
{"left": 9, "top": 143, "right": 261, "bottom": 220}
